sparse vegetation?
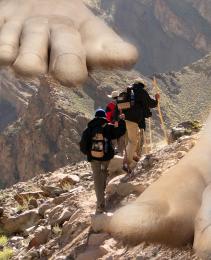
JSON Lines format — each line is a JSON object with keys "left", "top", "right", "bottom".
{"left": 15, "top": 195, "right": 34, "bottom": 212}
{"left": 60, "top": 181, "right": 73, "bottom": 191}
{"left": 0, "top": 247, "right": 13, "bottom": 260}
{"left": 0, "top": 228, "right": 5, "bottom": 236}
{"left": 0, "top": 236, "right": 13, "bottom": 260}
{"left": 52, "top": 224, "right": 62, "bottom": 236}
{"left": 0, "top": 236, "right": 7, "bottom": 246}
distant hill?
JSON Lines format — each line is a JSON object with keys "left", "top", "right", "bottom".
{"left": 156, "top": 53, "right": 211, "bottom": 126}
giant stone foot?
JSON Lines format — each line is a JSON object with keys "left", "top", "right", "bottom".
{"left": 194, "top": 184, "right": 211, "bottom": 259}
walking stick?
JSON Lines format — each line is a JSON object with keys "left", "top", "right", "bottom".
{"left": 123, "top": 137, "right": 132, "bottom": 174}
{"left": 152, "top": 76, "right": 169, "bottom": 144}
{"left": 143, "top": 130, "right": 148, "bottom": 154}
{"left": 148, "top": 118, "right": 152, "bottom": 152}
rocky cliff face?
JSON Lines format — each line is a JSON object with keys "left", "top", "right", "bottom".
{"left": 98, "top": 0, "right": 211, "bottom": 75}
{"left": 0, "top": 74, "right": 90, "bottom": 187}
{"left": 191, "top": 0, "right": 211, "bottom": 24}
{"left": 0, "top": 70, "right": 36, "bottom": 131}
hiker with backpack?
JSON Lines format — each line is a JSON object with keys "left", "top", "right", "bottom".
{"left": 116, "top": 77, "right": 160, "bottom": 170}
{"left": 106, "top": 90, "right": 119, "bottom": 124}
{"left": 106, "top": 90, "right": 125, "bottom": 155}
{"left": 79, "top": 108, "right": 126, "bottom": 213}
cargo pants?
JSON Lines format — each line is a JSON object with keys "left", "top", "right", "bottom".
{"left": 91, "top": 160, "right": 110, "bottom": 211}
{"left": 125, "top": 120, "right": 142, "bottom": 165}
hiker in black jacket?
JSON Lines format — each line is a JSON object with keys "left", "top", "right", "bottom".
{"left": 80, "top": 108, "right": 126, "bottom": 213}
{"left": 123, "top": 77, "right": 160, "bottom": 168}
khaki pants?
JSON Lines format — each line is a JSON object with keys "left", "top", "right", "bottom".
{"left": 125, "top": 120, "right": 142, "bottom": 165}
{"left": 111, "top": 135, "right": 125, "bottom": 156}
{"left": 91, "top": 160, "right": 109, "bottom": 210}
{"left": 136, "top": 129, "right": 144, "bottom": 157}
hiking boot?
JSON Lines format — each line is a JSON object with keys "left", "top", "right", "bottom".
{"left": 114, "top": 147, "right": 119, "bottom": 155}
{"left": 122, "top": 163, "right": 132, "bottom": 174}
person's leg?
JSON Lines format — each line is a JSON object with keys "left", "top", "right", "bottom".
{"left": 125, "top": 120, "right": 139, "bottom": 165}
{"left": 101, "top": 160, "right": 110, "bottom": 195}
{"left": 117, "top": 134, "right": 125, "bottom": 156}
{"left": 135, "top": 128, "right": 144, "bottom": 159}
{"left": 111, "top": 139, "right": 118, "bottom": 154}
{"left": 91, "top": 160, "right": 109, "bottom": 212}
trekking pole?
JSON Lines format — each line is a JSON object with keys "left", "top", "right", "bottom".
{"left": 152, "top": 76, "right": 169, "bottom": 144}
{"left": 143, "top": 130, "right": 148, "bottom": 154}
{"left": 123, "top": 139, "right": 131, "bottom": 174}
{"left": 148, "top": 118, "right": 152, "bottom": 152}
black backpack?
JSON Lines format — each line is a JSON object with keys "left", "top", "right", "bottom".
{"left": 90, "top": 124, "right": 108, "bottom": 159}
{"left": 116, "top": 86, "right": 135, "bottom": 110}
{"left": 79, "top": 127, "right": 91, "bottom": 155}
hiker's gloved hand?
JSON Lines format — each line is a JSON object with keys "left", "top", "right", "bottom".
{"left": 0, "top": 0, "right": 138, "bottom": 86}
{"left": 119, "top": 113, "right": 125, "bottom": 120}
{"left": 155, "top": 93, "right": 160, "bottom": 100}
{"left": 114, "top": 121, "right": 119, "bottom": 128}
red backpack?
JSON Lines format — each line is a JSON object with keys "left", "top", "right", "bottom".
{"left": 105, "top": 102, "right": 116, "bottom": 123}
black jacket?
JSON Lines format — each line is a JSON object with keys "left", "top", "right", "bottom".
{"left": 80, "top": 117, "right": 126, "bottom": 162}
{"left": 124, "top": 84, "right": 158, "bottom": 129}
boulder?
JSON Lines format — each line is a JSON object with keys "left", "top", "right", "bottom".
{"left": 50, "top": 208, "right": 72, "bottom": 225}
{"left": 76, "top": 246, "right": 108, "bottom": 260}
{"left": 52, "top": 192, "right": 75, "bottom": 205}
{"left": 169, "top": 121, "right": 202, "bottom": 142}
{"left": 0, "top": 209, "right": 41, "bottom": 234}
{"left": 28, "top": 225, "right": 51, "bottom": 248}
{"left": 38, "top": 200, "right": 53, "bottom": 217}
{"left": 14, "top": 191, "right": 47, "bottom": 205}
{"left": 40, "top": 185, "right": 64, "bottom": 197}
{"left": 88, "top": 233, "right": 109, "bottom": 246}
{"left": 46, "top": 205, "right": 73, "bottom": 225}
{"left": 106, "top": 183, "right": 144, "bottom": 197}
{"left": 59, "top": 174, "right": 80, "bottom": 187}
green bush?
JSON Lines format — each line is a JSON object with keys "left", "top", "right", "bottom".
{"left": 0, "top": 247, "right": 13, "bottom": 260}
{"left": 0, "top": 236, "right": 7, "bottom": 246}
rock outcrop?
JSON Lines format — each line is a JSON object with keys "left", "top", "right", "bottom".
{"left": 0, "top": 70, "right": 36, "bottom": 131}
{"left": 0, "top": 75, "right": 89, "bottom": 187}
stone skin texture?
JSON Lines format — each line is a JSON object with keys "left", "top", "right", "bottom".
{"left": 0, "top": 0, "right": 138, "bottom": 86}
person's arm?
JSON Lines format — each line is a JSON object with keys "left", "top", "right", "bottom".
{"left": 113, "top": 104, "right": 120, "bottom": 122}
{"left": 79, "top": 127, "right": 91, "bottom": 155}
{"left": 110, "top": 119, "right": 126, "bottom": 139}
{"left": 142, "top": 89, "right": 158, "bottom": 108}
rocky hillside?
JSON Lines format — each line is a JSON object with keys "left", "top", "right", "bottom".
{"left": 92, "top": 0, "right": 211, "bottom": 75}
{"left": 0, "top": 130, "right": 199, "bottom": 259}
{"left": 0, "top": 70, "right": 36, "bottom": 131}
{"left": 155, "top": 52, "right": 211, "bottom": 126}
